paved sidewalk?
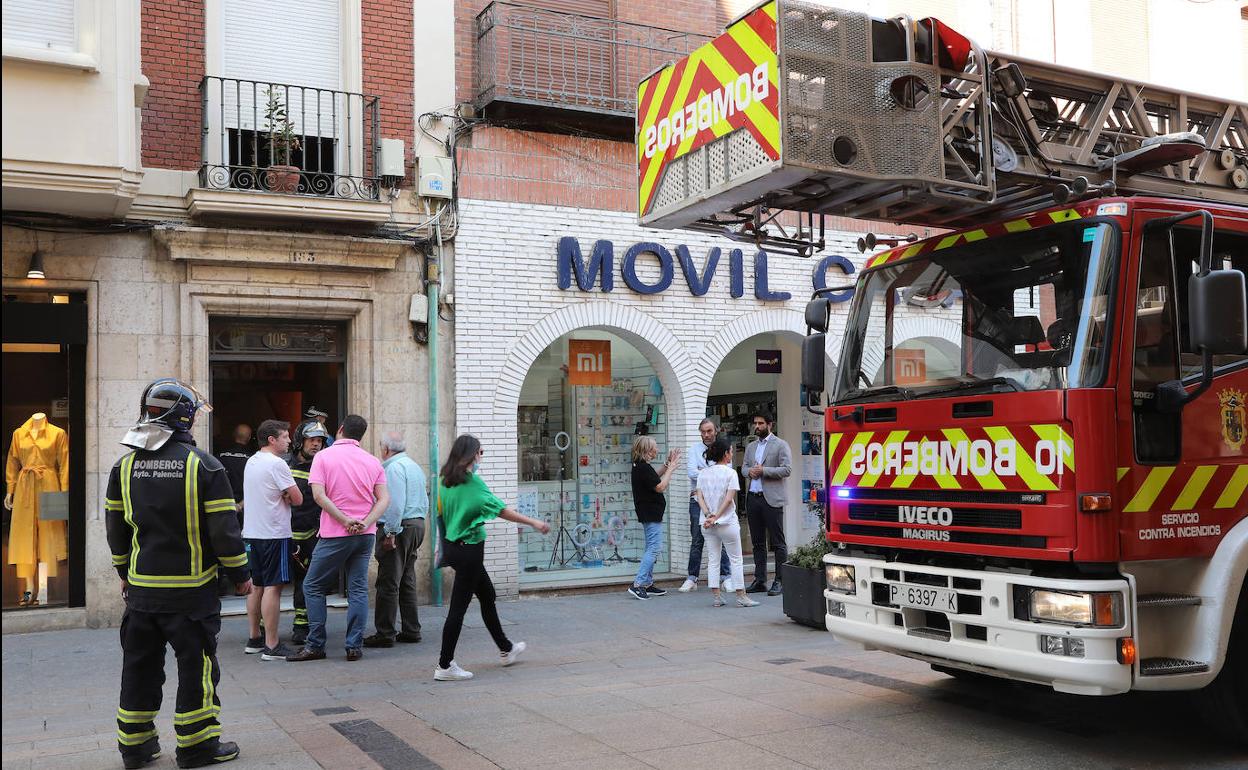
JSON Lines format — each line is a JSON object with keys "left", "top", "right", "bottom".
{"left": 3, "top": 589, "right": 1244, "bottom": 769}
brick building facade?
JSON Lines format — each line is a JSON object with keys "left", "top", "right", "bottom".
{"left": 2, "top": 0, "right": 449, "bottom": 632}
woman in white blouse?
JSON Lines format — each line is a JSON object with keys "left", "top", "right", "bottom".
{"left": 695, "top": 438, "right": 759, "bottom": 608}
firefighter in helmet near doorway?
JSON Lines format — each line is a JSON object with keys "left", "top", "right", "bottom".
{"left": 286, "top": 419, "right": 328, "bottom": 644}
{"left": 105, "top": 378, "right": 251, "bottom": 768}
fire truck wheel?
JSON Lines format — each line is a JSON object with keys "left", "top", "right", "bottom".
{"left": 1199, "top": 581, "right": 1247, "bottom": 745}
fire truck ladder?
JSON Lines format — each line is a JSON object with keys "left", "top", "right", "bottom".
{"left": 681, "top": 4, "right": 1247, "bottom": 250}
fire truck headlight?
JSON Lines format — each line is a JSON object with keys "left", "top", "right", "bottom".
{"left": 1028, "top": 589, "right": 1122, "bottom": 627}
{"left": 826, "top": 563, "right": 856, "bottom": 594}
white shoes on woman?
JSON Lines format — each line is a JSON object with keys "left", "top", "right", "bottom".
{"left": 435, "top": 641, "right": 528, "bottom": 681}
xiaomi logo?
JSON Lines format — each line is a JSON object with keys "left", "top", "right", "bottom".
{"left": 569, "top": 339, "right": 611, "bottom": 386}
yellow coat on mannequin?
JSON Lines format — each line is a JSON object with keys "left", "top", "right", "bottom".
{"left": 5, "top": 414, "right": 69, "bottom": 581}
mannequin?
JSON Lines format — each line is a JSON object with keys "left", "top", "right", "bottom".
{"left": 5, "top": 413, "right": 69, "bottom": 606}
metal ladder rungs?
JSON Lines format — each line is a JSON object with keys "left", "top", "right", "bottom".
{"left": 1139, "top": 657, "right": 1209, "bottom": 676}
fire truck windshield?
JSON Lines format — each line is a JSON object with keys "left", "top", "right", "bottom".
{"left": 833, "top": 221, "right": 1119, "bottom": 403}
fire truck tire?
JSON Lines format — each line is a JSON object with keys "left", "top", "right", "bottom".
{"left": 1198, "top": 582, "right": 1247, "bottom": 745}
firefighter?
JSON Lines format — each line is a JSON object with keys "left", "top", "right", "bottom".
{"left": 287, "top": 419, "right": 328, "bottom": 644}
{"left": 105, "top": 378, "right": 251, "bottom": 769}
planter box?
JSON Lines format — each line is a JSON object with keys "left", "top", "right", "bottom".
{"left": 780, "top": 562, "right": 826, "bottom": 629}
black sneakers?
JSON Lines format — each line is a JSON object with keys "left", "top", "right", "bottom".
{"left": 260, "top": 643, "right": 294, "bottom": 661}
{"left": 767, "top": 580, "right": 783, "bottom": 596}
{"left": 744, "top": 580, "right": 768, "bottom": 594}
{"left": 644, "top": 585, "right": 668, "bottom": 597}
{"left": 176, "top": 740, "right": 239, "bottom": 768}
{"left": 627, "top": 585, "right": 649, "bottom": 600}
{"left": 243, "top": 636, "right": 265, "bottom": 654}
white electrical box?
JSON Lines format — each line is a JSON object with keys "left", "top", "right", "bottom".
{"left": 380, "top": 138, "right": 405, "bottom": 179}
{"left": 418, "top": 155, "right": 453, "bottom": 199}
{"left": 408, "top": 293, "right": 429, "bottom": 324}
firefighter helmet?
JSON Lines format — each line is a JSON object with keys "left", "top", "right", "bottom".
{"left": 293, "top": 419, "right": 329, "bottom": 449}
{"left": 138, "top": 378, "right": 211, "bottom": 432}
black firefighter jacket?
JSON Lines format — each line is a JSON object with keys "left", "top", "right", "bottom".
{"left": 105, "top": 438, "right": 250, "bottom": 614}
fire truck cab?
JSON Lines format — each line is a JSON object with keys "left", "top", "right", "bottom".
{"left": 805, "top": 195, "right": 1246, "bottom": 733}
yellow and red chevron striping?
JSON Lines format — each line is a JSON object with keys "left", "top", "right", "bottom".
{"left": 824, "top": 424, "right": 1074, "bottom": 493}
{"left": 636, "top": 1, "right": 780, "bottom": 216}
{"left": 1118, "top": 463, "right": 1248, "bottom": 512}
{"left": 863, "top": 208, "right": 1085, "bottom": 269}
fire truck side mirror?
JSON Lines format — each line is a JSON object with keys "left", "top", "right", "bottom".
{"left": 802, "top": 333, "right": 826, "bottom": 393}
{"left": 805, "top": 298, "right": 831, "bottom": 332}
{"left": 1189, "top": 269, "right": 1247, "bottom": 355}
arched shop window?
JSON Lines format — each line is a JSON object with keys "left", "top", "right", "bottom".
{"left": 516, "top": 331, "right": 669, "bottom": 585}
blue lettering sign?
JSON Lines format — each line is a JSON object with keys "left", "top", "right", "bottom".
{"left": 812, "top": 254, "right": 857, "bottom": 303}
{"left": 729, "top": 248, "right": 744, "bottom": 298}
{"left": 558, "top": 237, "right": 613, "bottom": 292}
{"left": 753, "top": 251, "right": 791, "bottom": 302}
{"left": 622, "top": 242, "right": 674, "bottom": 294}
{"left": 675, "top": 245, "right": 720, "bottom": 297}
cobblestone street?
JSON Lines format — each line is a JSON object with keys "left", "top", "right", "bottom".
{"left": 3, "top": 590, "right": 1244, "bottom": 769}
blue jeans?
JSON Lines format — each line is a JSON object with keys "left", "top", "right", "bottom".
{"left": 302, "top": 533, "right": 374, "bottom": 652}
{"left": 633, "top": 522, "right": 663, "bottom": 588}
{"left": 687, "top": 497, "right": 730, "bottom": 581}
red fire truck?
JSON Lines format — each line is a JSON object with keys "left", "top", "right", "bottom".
{"left": 636, "top": 1, "right": 1247, "bottom": 740}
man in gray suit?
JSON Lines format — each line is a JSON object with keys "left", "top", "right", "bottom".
{"left": 740, "top": 412, "right": 791, "bottom": 596}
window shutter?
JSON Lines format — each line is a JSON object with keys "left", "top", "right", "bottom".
{"left": 222, "top": 0, "right": 340, "bottom": 135}
{"left": 2, "top": 0, "right": 76, "bottom": 51}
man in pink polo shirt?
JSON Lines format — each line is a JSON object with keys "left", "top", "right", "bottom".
{"left": 287, "top": 414, "right": 389, "bottom": 662}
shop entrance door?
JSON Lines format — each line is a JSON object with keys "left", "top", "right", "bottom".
{"left": 208, "top": 318, "right": 346, "bottom": 449}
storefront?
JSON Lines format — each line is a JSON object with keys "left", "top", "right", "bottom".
{"left": 453, "top": 200, "right": 870, "bottom": 597}
{"left": 2, "top": 293, "right": 87, "bottom": 613}
{"left": 0, "top": 223, "right": 435, "bottom": 632}
{"left": 208, "top": 317, "right": 348, "bottom": 450}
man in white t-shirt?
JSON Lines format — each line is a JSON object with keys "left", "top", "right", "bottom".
{"left": 241, "top": 419, "right": 301, "bottom": 661}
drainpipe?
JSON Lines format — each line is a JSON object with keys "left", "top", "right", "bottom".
{"left": 428, "top": 218, "right": 444, "bottom": 606}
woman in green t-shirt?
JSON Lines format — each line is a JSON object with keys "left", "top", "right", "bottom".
{"left": 434, "top": 434, "right": 549, "bottom": 681}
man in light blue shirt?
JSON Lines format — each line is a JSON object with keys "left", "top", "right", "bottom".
{"left": 363, "top": 431, "right": 428, "bottom": 647}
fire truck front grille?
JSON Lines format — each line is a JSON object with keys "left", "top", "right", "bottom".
{"left": 848, "top": 503, "right": 1022, "bottom": 529}
{"left": 839, "top": 524, "right": 1047, "bottom": 549}
{"left": 843, "top": 488, "right": 1047, "bottom": 506}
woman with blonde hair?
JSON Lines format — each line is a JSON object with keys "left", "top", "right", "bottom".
{"left": 628, "top": 435, "right": 681, "bottom": 600}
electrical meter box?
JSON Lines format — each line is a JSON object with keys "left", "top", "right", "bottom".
{"left": 418, "top": 155, "right": 454, "bottom": 199}
{"left": 636, "top": 0, "right": 994, "bottom": 230}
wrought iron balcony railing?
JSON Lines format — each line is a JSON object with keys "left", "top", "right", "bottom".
{"left": 474, "top": 2, "right": 707, "bottom": 127}
{"left": 198, "top": 76, "right": 381, "bottom": 201}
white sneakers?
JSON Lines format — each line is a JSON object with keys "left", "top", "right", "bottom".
{"left": 501, "top": 640, "right": 527, "bottom": 667}
{"left": 436, "top": 641, "right": 528, "bottom": 681}
{"left": 679, "top": 578, "right": 697, "bottom": 592}
{"left": 434, "top": 661, "right": 474, "bottom": 681}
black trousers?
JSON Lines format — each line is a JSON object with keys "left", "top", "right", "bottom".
{"left": 438, "top": 539, "right": 511, "bottom": 669}
{"left": 746, "top": 492, "right": 787, "bottom": 583}
{"left": 291, "top": 533, "right": 318, "bottom": 632}
{"left": 374, "top": 519, "right": 425, "bottom": 638}
{"left": 117, "top": 608, "right": 223, "bottom": 760}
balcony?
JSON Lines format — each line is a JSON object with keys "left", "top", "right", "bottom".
{"left": 474, "top": 2, "right": 707, "bottom": 139}
{"left": 189, "top": 76, "right": 389, "bottom": 223}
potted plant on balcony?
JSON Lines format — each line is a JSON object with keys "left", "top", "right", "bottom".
{"left": 261, "top": 88, "right": 302, "bottom": 193}
{"left": 780, "top": 528, "right": 835, "bottom": 629}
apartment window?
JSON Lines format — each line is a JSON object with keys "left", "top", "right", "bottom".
{"left": 2, "top": 0, "right": 76, "bottom": 52}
